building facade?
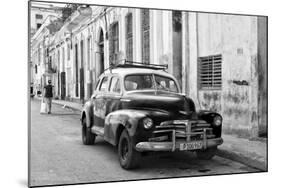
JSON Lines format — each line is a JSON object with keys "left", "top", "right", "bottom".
{"left": 30, "top": 5, "right": 267, "bottom": 138}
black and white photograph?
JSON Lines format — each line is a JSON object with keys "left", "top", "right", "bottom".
{"left": 28, "top": 0, "right": 268, "bottom": 187}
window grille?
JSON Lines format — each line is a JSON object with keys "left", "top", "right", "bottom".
{"left": 141, "top": 9, "right": 150, "bottom": 64}
{"left": 198, "top": 54, "right": 222, "bottom": 89}
{"left": 126, "top": 13, "right": 133, "bottom": 61}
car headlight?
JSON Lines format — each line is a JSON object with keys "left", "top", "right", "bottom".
{"left": 213, "top": 116, "right": 222, "bottom": 126}
{"left": 143, "top": 117, "right": 153, "bottom": 129}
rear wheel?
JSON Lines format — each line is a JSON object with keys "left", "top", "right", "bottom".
{"left": 196, "top": 147, "right": 217, "bottom": 160}
{"left": 118, "top": 130, "right": 140, "bottom": 169}
{"left": 82, "top": 118, "right": 96, "bottom": 145}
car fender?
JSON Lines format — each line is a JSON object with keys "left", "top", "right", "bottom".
{"left": 197, "top": 110, "right": 222, "bottom": 123}
{"left": 197, "top": 110, "right": 222, "bottom": 137}
{"left": 81, "top": 101, "right": 93, "bottom": 128}
{"left": 104, "top": 109, "right": 148, "bottom": 146}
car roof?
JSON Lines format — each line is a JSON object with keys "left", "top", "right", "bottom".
{"left": 102, "top": 67, "right": 175, "bottom": 79}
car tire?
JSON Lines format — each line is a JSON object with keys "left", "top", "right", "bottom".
{"left": 196, "top": 147, "right": 217, "bottom": 160}
{"left": 118, "top": 130, "right": 140, "bottom": 169}
{"left": 82, "top": 118, "right": 96, "bottom": 145}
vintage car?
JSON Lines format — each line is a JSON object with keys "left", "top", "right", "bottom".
{"left": 81, "top": 61, "right": 223, "bottom": 169}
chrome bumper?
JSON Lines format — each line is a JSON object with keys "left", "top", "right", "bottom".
{"left": 135, "top": 138, "right": 223, "bottom": 152}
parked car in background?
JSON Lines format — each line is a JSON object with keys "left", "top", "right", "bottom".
{"left": 81, "top": 60, "right": 223, "bottom": 169}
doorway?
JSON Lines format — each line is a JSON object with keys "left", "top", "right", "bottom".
{"left": 172, "top": 11, "right": 182, "bottom": 89}
{"left": 98, "top": 29, "right": 104, "bottom": 77}
{"left": 80, "top": 40, "right": 85, "bottom": 101}
{"left": 75, "top": 44, "right": 79, "bottom": 97}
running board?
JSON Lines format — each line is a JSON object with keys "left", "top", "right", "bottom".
{"left": 91, "top": 126, "right": 104, "bottom": 136}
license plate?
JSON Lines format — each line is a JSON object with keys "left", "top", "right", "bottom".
{"left": 179, "top": 141, "right": 203, "bottom": 150}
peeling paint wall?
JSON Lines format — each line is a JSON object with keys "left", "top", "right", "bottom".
{"left": 257, "top": 17, "right": 268, "bottom": 137}
{"left": 188, "top": 13, "right": 263, "bottom": 137}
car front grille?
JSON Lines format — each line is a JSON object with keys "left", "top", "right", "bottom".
{"left": 149, "top": 120, "right": 215, "bottom": 142}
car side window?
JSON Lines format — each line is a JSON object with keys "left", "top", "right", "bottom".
{"left": 99, "top": 76, "right": 109, "bottom": 92}
{"left": 109, "top": 76, "right": 121, "bottom": 93}
{"left": 95, "top": 79, "right": 101, "bottom": 91}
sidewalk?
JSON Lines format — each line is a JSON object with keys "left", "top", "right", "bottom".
{"left": 35, "top": 96, "right": 83, "bottom": 112}
{"left": 35, "top": 97, "right": 267, "bottom": 171}
{"left": 217, "top": 134, "right": 267, "bottom": 171}
{"left": 52, "top": 98, "right": 83, "bottom": 112}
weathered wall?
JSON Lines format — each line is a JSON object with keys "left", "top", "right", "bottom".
{"left": 257, "top": 16, "right": 268, "bottom": 137}
{"left": 37, "top": 7, "right": 267, "bottom": 137}
{"left": 188, "top": 13, "right": 260, "bottom": 137}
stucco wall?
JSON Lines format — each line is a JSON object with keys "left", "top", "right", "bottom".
{"left": 188, "top": 13, "right": 259, "bottom": 137}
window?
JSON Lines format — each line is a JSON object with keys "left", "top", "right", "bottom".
{"left": 35, "top": 14, "right": 43, "bottom": 19}
{"left": 125, "top": 74, "right": 153, "bottom": 91}
{"left": 141, "top": 9, "right": 150, "bottom": 64}
{"left": 80, "top": 40, "right": 84, "bottom": 67}
{"left": 109, "top": 22, "right": 119, "bottom": 64}
{"left": 198, "top": 54, "right": 222, "bottom": 89}
{"left": 109, "top": 77, "right": 121, "bottom": 93}
{"left": 87, "top": 37, "right": 91, "bottom": 69}
{"left": 155, "top": 75, "right": 178, "bottom": 93}
{"left": 62, "top": 47, "right": 65, "bottom": 71}
{"left": 126, "top": 13, "right": 133, "bottom": 61}
{"left": 67, "top": 43, "right": 70, "bottom": 60}
{"left": 99, "top": 76, "right": 109, "bottom": 92}
{"left": 36, "top": 23, "right": 42, "bottom": 30}
{"left": 95, "top": 79, "right": 101, "bottom": 90}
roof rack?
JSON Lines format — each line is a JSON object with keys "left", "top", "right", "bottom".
{"left": 109, "top": 59, "right": 168, "bottom": 70}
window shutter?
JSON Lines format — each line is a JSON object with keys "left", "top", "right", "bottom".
{"left": 198, "top": 54, "right": 222, "bottom": 89}
{"left": 141, "top": 9, "right": 150, "bottom": 64}
{"left": 126, "top": 13, "right": 133, "bottom": 61}
{"left": 109, "top": 24, "right": 114, "bottom": 65}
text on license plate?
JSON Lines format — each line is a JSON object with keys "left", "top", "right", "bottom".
{"left": 179, "top": 142, "right": 203, "bottom": 150}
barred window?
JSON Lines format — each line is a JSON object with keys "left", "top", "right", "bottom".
{"left": 198, "top": 54, "right": 222, "bottom": 89}
{"left": 109, "top": 22, "right": 119, "bottom": 64}
{"left": 141, "top": 9, "right": 150, "bottom": 64}
{"left": 126, "top": 13, "right": 133, "bottom": 61}
{"left": 35, "top": 14, "right": 43, "bottom": 19}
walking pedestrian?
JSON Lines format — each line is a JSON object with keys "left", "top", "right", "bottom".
{"left": 43, "top": 80, "right": 54, "bottom": 114}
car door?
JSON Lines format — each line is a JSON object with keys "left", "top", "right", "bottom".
{"left": 93, "top": 75, "right": 109, "bottom": 131}
{"left": 106, "top": 75, "right": 122, "bottom": 116}
{"left": 104, "top": 75, "right": 122, "bottom": 142}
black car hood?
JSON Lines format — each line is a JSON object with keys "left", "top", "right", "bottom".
{"left": 121, "top": 90, "right": 196, "bottom": 122}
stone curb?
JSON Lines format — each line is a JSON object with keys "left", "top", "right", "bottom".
{"left": 216, "top": 148, "right": 267, "bottom": 171}
{"left": 51, "top": 100, "right": 82, "bottom": 113}
{"left": 34, "top": 97, "right": 82, "bottom": 113}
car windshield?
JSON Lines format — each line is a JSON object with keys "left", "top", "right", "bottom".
{"left": 124, "top": 74, "right": 178, "bottom": 93}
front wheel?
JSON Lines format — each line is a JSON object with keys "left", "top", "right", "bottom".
{"left": 196, "top": 147, "right": 217, "bottom": 160}
{"left": 82, "top": 118, "right": 96, "bottom": 145}
{"left": 118, "top": 130, "right": 140, "bottom": 169}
